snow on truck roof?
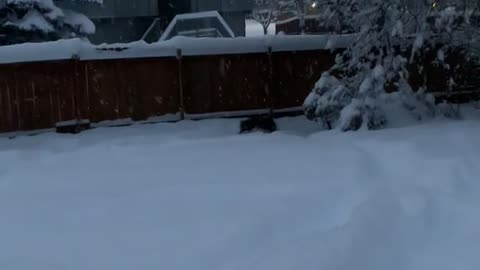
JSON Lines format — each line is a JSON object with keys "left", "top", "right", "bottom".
{"left": 159, "top": 11, "right": 235, "bottom": 41}
{"left": 0, "top": 34, "right": 354, "bottom": 64}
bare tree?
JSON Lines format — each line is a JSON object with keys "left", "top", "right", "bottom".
{"left": 276, "top": 0, "right": 309, "bottom": 33}
{"left": 296, "top": 0, "right": 306, "bottom": 33}
{"left": 252, "top": 0, "right": 276, "bottom": 35}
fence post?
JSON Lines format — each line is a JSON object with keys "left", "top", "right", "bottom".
{"left": 13, "top": 70, "right": 21, "bottom": 131}
{"left": 72, "top": 55, "right": 80, "bottom": 122}
{"left": 5, "top": 79, "right": 13, "bottom": 132}
{"left": 267, "top": 46, "right": 274, "bottom": 116}
{"left": 84, "top": 62, "right": 90, "bottom": 120}
{"left": 176, "top": 48, "right": 185, "bottom": 120}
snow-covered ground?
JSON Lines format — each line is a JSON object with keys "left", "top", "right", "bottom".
{"left": 246, "top": 19, "right": 276, "bottom": 37}
{"left": 1, "top": 116, "right": 480, "bottom": 270}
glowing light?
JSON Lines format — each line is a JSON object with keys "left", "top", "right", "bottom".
{"left": 311, "top": 2, "right": 317, "bottom": 8}
{"left": 432, "top": 2, "right": 438, "bottom": 8}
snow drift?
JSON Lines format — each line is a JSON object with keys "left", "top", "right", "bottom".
{"left": 1, "top": 116, "right": 480, "bottom": 270}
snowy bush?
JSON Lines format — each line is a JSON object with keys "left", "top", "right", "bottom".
{"left": 0, "top": 0, "right": 101, "bottom": 45}
{"left": 317, "top": 0, "right": 358, "bottom": 34}
{"left": 304, "top": 0, "right": 480, "bottom": 131}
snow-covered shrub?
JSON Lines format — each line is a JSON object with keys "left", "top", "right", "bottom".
{"left": 317, "top": 0, "right": 359, "bottom": 34}
{"left": 0, "top": 0, "right": 101, "bottom": 45}
{"left": 304, "top": 0, "right": 480, "bottom": 131}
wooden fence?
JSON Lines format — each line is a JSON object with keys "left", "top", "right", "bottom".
{"left": 0, "top": 47, "right": 336, "bottom": 134}
{"left": 0, "top": 37, "right": 477, "bottom": 134}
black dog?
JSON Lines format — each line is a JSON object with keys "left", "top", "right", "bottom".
{"left": 56, "top": 121, "right": 91, "bottom": 134}
{"left": 240, "top": 115, "right": 277, "bottom": 134}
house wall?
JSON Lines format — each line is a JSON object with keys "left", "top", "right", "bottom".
{"left": 190, "top": 0, "right": 253, "bottom": 13}
{"left": 89, "top": 17, "right": 160, "bottom": 44}
{"left": 159, "top": 0, "right": 191, "bottom": 20}
{"left": 189, "top": 0, "right": 252, "bottom": 37}
{"left": 65, "top": 0, "right": 253, "bottom": 44}
{"left": 59, "top": 0, "right": 160, "bottom": 44}
{"left": 221, "top": 11, "right": 247, "bottom": 37}
{"left": 61, "top": 0, "right": 159, "bottom": 19}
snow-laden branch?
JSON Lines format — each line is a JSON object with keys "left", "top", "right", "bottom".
{"left": 0, "top": 0, "right": 101, "bottom": 45}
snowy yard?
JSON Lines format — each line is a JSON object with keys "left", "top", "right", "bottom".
{"left": 1, "top": 116, "right": 480, "bottom": 270}
{"left": 246, "top": 19, "right": 276, "bottom": 36}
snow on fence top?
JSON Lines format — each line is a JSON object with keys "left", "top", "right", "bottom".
{"left": 0, "top": 34, "right": 354, "bottom": 64}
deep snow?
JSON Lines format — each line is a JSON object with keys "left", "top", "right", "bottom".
{"left": 1, "top": 116, "right": 480, "bottom": 270}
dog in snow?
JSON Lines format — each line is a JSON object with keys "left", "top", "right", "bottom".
{"left": 240, "top": 115, "right": 277, "bottom": 134}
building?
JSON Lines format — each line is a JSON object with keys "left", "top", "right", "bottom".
{"left": 61, "top": 0, "right": 253, "bottom": 44}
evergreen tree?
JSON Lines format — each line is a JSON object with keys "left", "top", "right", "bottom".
{"left": 0, "top": 0, "right": 100, "bottom": 45}
{"left": 304, "top": 0, "right": 480, "bottom": 131}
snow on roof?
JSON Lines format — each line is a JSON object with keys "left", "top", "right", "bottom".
{"left": 0, "top": 34, "right": 354, "bottom": 64}
{"left": 159, "top": 11, "right": 235, "bottom": 41}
